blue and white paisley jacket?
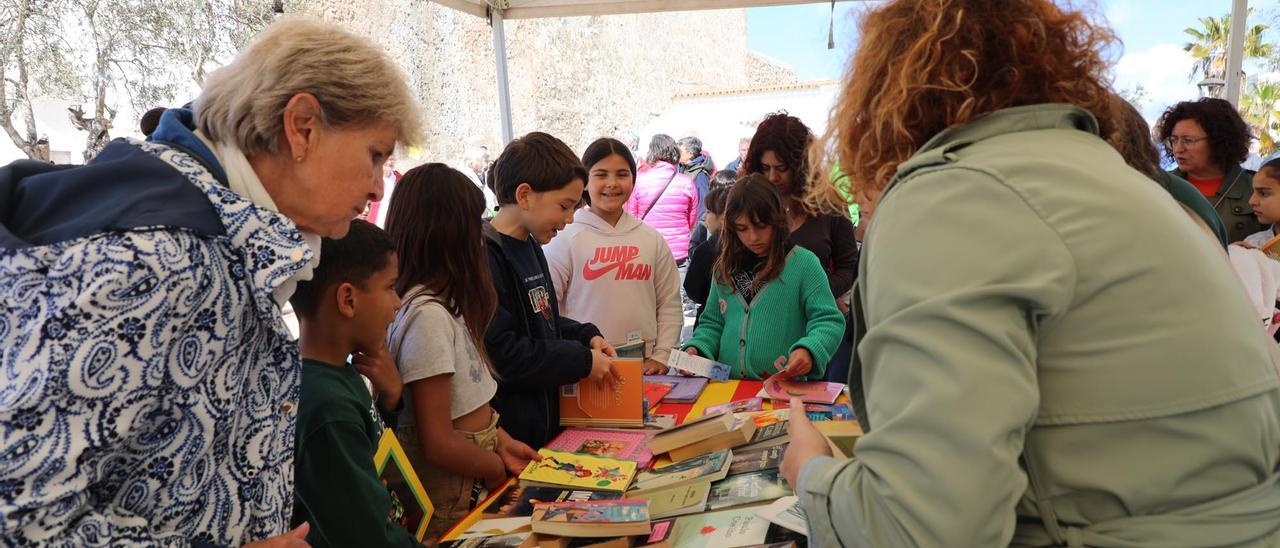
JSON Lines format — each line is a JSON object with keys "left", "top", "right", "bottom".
{"left": 0, "top": 112, "right": 312, "bottom": 547}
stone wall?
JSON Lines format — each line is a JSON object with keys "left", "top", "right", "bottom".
{"left": 296, "top": 0, "right": 795, "bottom": 161}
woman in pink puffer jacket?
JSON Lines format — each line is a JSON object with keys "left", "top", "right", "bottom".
{"left": 627, "top": 134, "right": 700, "bottom": 263}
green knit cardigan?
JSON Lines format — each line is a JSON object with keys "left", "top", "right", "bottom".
{"left": 683, "top": 247, "right": 846, "bottom": 380}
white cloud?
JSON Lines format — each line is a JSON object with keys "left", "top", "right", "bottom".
{"left": 1112, "top": 42, "right": 1200, "bottom": 120}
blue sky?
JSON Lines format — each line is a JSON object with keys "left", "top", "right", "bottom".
{"left": 746, "top": 0, "right": 1280, "bottom": 120}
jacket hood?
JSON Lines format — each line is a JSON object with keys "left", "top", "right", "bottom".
{"left": 684, "top": 154, "right": 713, "bottom": 175}
{"left": 573, "top": 207, "right": 644, "bottom": 236}
{"left": 1, "top": 108, "right": 223, "bottom": 249}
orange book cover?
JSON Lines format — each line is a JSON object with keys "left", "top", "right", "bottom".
{"left": 560, "top": 358, "right": 644, "bottom": 428}
{"left": 1262, "top": 233, "right": 1280, "bottom": 261}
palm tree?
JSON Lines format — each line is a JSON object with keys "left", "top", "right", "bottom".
{"left": 1183, "top": 11, "right": 1273, "bottom": 86}
{"left": 1243, "top": 81, "right": 1280, "bottom": 155}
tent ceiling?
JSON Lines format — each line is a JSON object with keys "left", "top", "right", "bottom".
{"left": 435, "top": 0, "right": 859, "bottom": 20}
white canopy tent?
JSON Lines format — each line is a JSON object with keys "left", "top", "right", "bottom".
{"left": 434, "top": 0, "right": 1255, "bottom": 145}
{"left": 433, "top": 0, "right": 860, "bottom": 144}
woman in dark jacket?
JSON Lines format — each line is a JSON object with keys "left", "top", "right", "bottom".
{"left": 1155, "top": 97, "right": 1261, "bottom": 243}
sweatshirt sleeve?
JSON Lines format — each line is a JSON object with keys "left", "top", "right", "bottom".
{"left": 828, "top": 214, "right": 859, "bottom": 298}
{"left": 294, "top": 421, "right": 421, "bottom": 548}
{"left": 485, "top": 249, "right": 593, "bottom": 389}
{"left": 543, "top": 233, "right": 572, "bottom": 305}
{"left": 796, "top": 170, "right": 1074, "bottom": 547}
{"left": 789, "top": 254, "right": 846, "bottom": 379}
{"left": 652, "top": 240, "right": 683, "bottom": 364}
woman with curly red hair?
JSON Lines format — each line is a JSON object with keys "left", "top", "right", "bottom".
{"left": 778, "top": 0, "right": 1280, "bottom": 545}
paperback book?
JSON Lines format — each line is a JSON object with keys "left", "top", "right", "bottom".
{"left": 705, "top": 469, "right": 793, "bottom": 511}
{"left": 545, "top": 428, "right": 656, "bottom": 469}
{"left": 758, "top": 377, "right": 845, "bottom": 405}
{"left": 755, "top": 496, "right": 807, "bottom": 535}
{"left": 630, "top": 449, "right": 732, "bottom": 495}
{"left": 642, "top": 375, "right": 709, "bottom": 403}
{"left": 530, "top": 499, "right": 651, "bottom": 538}
{"left": 641, "top": 481, "right": 714, "bottom": 519}
{"left": 667, "top": 506, "right": 771, "bottom": 548}
{"left": 704, "top": 397, "right": 763, "bottom": 416}
{"left": 481, "top": 484, "right": 623, "bottom": 517}
{"left": 666, "top": 352, "right": 731, "bottom": 381}
{"left": 727, "top": 444, "right": 786, "bottom": 476}
{"left": 519, "top": 449, "right": 638, "bottom": 493}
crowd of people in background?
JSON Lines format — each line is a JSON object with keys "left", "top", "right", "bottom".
{"left": 4, "top": 0, "right": 1280, "bottom": 547}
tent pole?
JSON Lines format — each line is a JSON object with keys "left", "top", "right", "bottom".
{"left": 490, "top": 5, "right": 515, "bottom": 145}
{"left": 1225, "top": 0, "right": 1248, "bottom": 107}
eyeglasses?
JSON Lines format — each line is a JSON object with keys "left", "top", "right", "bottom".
{"left": 1165, "top": 136, "right": 1209, "bottom": 149}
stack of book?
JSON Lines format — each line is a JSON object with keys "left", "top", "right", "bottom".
{"left": 648, "top": 412, "right": 756, "bottom": 462}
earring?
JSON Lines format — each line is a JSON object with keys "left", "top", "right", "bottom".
{"left": 295, "top": 156, "right": 303, "bottom": 162}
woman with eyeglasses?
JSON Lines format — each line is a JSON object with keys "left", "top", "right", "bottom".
{"left": 1156, "top": 97, "right": 1262, "bottom": 243}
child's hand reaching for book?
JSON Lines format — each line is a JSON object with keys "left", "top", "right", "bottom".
{"left": 780, "top": 398, "right": 833, "bottom": 488}
{"left": 353, "top": 343, "right": 402, "bottom": 412}
{"left": 587, "top": 350, "right": 618, "bottom": 384}
{"left": 590, "top": 336, "right": 618, "bottom": 358}
{"left": 777, "top": 347, "right": 814, "bottom": 378}
{"left": 643, "top": 359, "right": 668, "bottom": 375}
{"left": 497, "top": 428, "right": 542, "bottom": 476}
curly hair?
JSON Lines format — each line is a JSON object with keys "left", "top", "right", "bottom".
{"left": 1154, "top": 98, "right": 1251, "bottom": 173}
{"left": 1106, "top": 95, "right": 1165, "bottom": 184}
{"left": 819, "top": 0, "right": 1117, "bottom": 192}
{"left": 743, "top": 113, "right": 813, "bottom": 194}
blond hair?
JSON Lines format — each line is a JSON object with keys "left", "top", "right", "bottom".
{"left": 195, "top": 16, "right": 421, "bottom": 155}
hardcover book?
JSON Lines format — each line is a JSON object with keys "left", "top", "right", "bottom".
{"left": 561, "top": 359, "right": 645, "bottom": 428}
{"left": 519, "top": 449, "right": 638, "bottom": 493}
{"left": 545, "top": 428, "right": 656, "bottom": 469}
{"left": 374, "top": 429, "right": 434, "bottom": 541}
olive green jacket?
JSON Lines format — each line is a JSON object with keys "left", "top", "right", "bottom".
{"left": 1171, "top": 164, "right": 1262, "bottom": 244}
{"left": 798, "top": 104, "right": 1280, "bottom": 547}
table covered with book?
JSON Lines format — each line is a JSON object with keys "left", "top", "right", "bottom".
{"left": 434, "top": 360, "right": 861, "bottom": 548}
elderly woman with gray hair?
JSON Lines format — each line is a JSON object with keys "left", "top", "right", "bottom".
{"left": 0, "top": 17, "right": 419, "bottom": 547}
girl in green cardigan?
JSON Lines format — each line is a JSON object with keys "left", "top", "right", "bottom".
{"left": 682, "top": 175, "right": 845, "bottom": 380}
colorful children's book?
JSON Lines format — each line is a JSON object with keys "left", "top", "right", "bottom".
{"left": 705, "top": 469, "right": 793, "bottom": 511}
{"left": 668, "top": 506, "right": 771, "bottom": 548}
{"left": 758, "top": 377, "right": 845, "bottom": 404}
{"left": 643, "top": 375, "right": 709, "bottom": 403}
{"left": 727, "top": 444, "right": 786, "bottom": 476}
{"left": 561, "top": 358, "right": 645, "bottom": 428}
{"left": 374, "top": 429, "right": 434, "bottom": 541}
{"left": 630, "top": 449, "right": 732, "bottom": 495}
{"left": 643, "top": 382, "right": 673, "bottom": 411}
{"left": 519, "top": 449, "right": 638, "bottom": 493}
{"left": 704, "top": 397, "right": 763, "bottom": 416}
{"left": 666, "top": 352, "right": 731, "bottom": 381}
{"left": 530, "top": 499, "right": 651, "bottom": 538}
{"left": 545, "top": 428, "right": 656, "bottom": 469}
{"left": 755, "top": 496, "right": 807, "bottom": 535}
{"left": 481, "top": 484, "right": 624, "bottom": 517}
{"left": 642, "top": 481, "right": 714, "bottom": 519}
{"left": 740, "top": 409, "right": 789, "bottom": 429}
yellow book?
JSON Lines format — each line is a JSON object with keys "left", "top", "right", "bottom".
{"left": 374, "top": 429, "right": 434, "bottom": 541}
{"left": 518, "top": 448, "right": 638, "bottom": 493}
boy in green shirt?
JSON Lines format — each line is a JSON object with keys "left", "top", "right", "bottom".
{"left": 288, "top": 219, "right": 420, "bottom": 547}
